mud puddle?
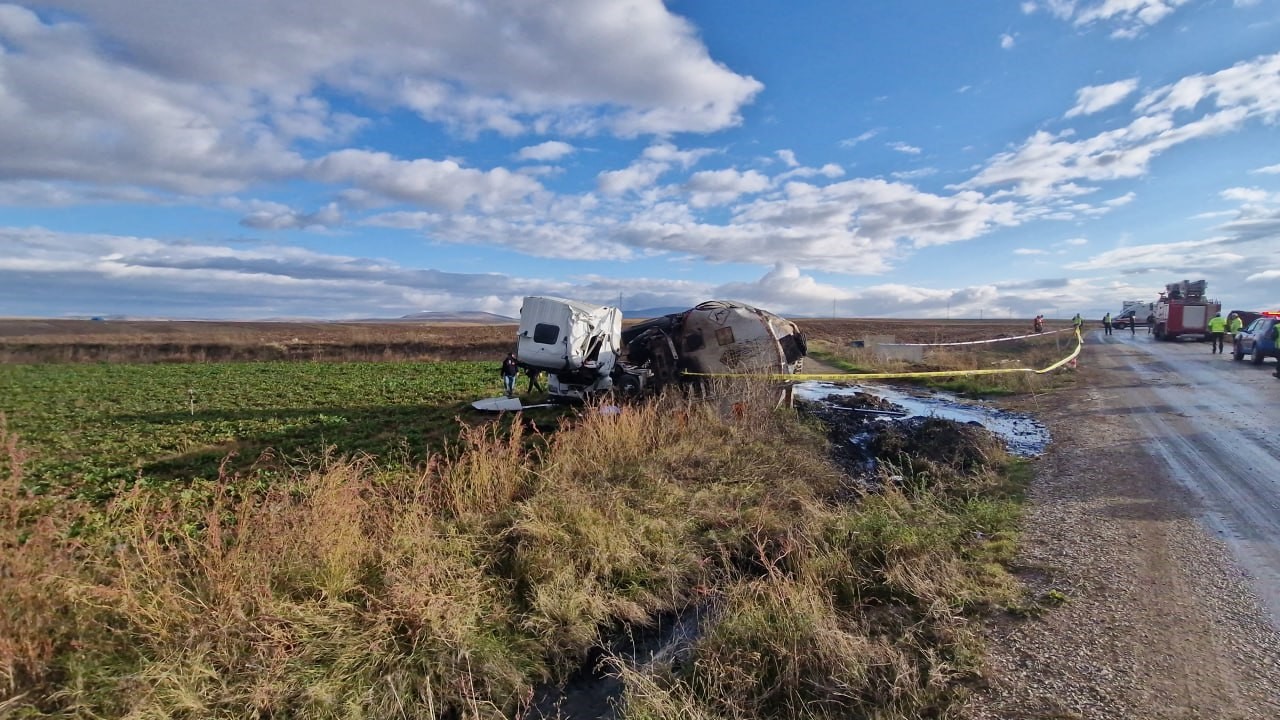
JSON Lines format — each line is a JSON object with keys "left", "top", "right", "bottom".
{"left": 529, "top": 606, "right": 713, "bottom": 719}
{"left": 795, "top": 381, "right": 1050, "bottom": 457}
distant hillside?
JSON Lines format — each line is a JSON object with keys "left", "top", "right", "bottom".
{"left": 376, "top": 311, "right": 516, "bottom": 324}
{"left": 623, "top": 306, "right": 688, "bottom": 318}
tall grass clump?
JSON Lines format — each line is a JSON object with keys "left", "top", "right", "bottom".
{"left": 2, "top": 378, "right": 1031, "bottom": 719}
{"left": 616, "top": 399, "right": 1029, "bottom": 720}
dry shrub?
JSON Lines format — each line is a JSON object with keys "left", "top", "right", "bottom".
{"left": 0, "top": 415, "right": 89, "bottom": 704}
{"left": 1, "top": 429, "right": 543, "bottom": 718}
{"left": 1, "top": 379, "right": 1025, "bottom": 720}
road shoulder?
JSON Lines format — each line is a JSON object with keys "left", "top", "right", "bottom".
{"left": 972, "top": 354, "right": 1280, "bottom": 719}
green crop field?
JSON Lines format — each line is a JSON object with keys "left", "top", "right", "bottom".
{"left": 0, "top": 361, "right": 507, "bottom": 500}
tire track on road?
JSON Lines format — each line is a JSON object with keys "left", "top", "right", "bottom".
{"left": 1095, "top": 332, "right": 1280, "bottom": 625}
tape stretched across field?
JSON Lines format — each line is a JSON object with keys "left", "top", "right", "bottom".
{"left": 879, "top": 327, "right": 1074, "bottom": 348}
{"left": 687, "top": 328, "right": 1083, "bottom": 382}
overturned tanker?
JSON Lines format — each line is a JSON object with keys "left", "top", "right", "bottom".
{"left": 515, "top": 296, "right": 807, "bottom": 403}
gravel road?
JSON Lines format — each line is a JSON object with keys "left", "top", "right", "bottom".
{"left": 973, "top": 330, "right": 1280, "bottom": 719}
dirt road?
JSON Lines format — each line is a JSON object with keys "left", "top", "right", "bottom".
{"left": 976, "top": 330, "right": 1280, "bottom": 719}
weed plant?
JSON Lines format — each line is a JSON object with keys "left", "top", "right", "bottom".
{"left": 2, "top": 376, "right": 1029, "bottom": 719}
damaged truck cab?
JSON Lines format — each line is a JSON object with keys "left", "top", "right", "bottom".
{"left": 515, "top": 296, "right": 806, "bottom": 403}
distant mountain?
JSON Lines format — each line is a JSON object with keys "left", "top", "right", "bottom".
{"left": 380, "top": 310, "right": 516, "bottom": 323}
{"left": 623, "top": 306, "right": 688, "bottom": 318}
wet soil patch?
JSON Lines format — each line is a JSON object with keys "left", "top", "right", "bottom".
{"left": 528, "top": 606, "right": 714, "bottom": 720}
{"left": 795, "top": 382, "right": 1049, "bottom": 484}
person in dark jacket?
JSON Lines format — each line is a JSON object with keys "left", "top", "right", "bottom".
{"left": 524, "top": 366, "right": 544, "bottom": 393}
{"left": 501, "top": 352, "right": 519, "bottom": 397}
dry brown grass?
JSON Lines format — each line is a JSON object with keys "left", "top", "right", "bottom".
{"left": 1, "top": 380, "right": 1028, "bottom": 719}
{"left": 0, "top": 320, "right": 517, "bottom": 363}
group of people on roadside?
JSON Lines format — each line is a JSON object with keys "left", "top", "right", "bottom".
{"left": 1208, "top": 311, "right": 1280, "bottom": 380}
{"left": 1205, "top": 311, "right": 1244, "bottom": 354}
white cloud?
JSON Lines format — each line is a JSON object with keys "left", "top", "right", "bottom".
{"left": 962, "top": 52, "right": 1280, "bottom": 203}
{"left": 889, "top": 142, "right": 922, "bottom": 155}
{"left": 709, "top": 264, "right": 1065, "bottom": 319}
{"left": 713, "top": 263, "right": 854, "bottom": 313}
{"left": 839, "top": 130, "right": 878, "bottom": 148}
{"left": 1134, "top": 52, "right": 1280, "bottom": 117}
{"left": 598, "top": 161, "right": 672, "bottom": 196}
{"left": 1014, "top": 248, "right": 1048, "bottom": 255}
{"left": 1037, "top": 0, "right": 1192, "bottom": 37}
{"left": 891, "top": 168, "right": 938, "bottom": 181}
{"left": 777, "top": 163, "right": 846, "bottom": 182}
{"left": 1234, "top": 0, "right": 1261, "bottom": 7}
{"left": 1220, "top": 187, "right": 1273, "bottom": 203}
{"left": 310, "top": 150, "right": 543, "bottom": 210}
{"left": 0, "top": 1, "right": 762, "bottom": 201}
{"left": 238, "top": 201, "right": 343, "bottom": 230}
{"left": 684, "top": 169, "right": 770, "bottom": 208}
{"left": 1065, "top": 79, "right": 1139, "bottom": 117}
{"left": 1063, "top": 192, "right": 1280, "bottom": 311}
{"left": 0, "top": 226, "right": 615, "bottom": 319}
{"left": 596, "top": 141, "right": 714, "bottom": 196}
{"left": 1001, "top": 34, "right": 1016, "bottom": 50}
{"left": 516, "top": 141, "right": 575, "bottom": 162}
{"left": 775, "top": 149, "right": 800, "bottom": 167}
{"left": 602, "top": 177, "right": 1019, "bottom": 273}
{"left": 1061, "top": 237, "right": 1089, "bottom": 246}
{"left": 1251, "top": 163, "right": 1280, "bottom": 174}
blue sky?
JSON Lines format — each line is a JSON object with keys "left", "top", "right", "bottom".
{"left": 1, "top": 0, "right": 1277, "bottom": 320}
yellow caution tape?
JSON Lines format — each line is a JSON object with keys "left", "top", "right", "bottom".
{"left": 687, "top": 329, "right": 1083, "bottom": 382}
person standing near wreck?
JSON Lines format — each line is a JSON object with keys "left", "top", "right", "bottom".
{"left": 1102, "top": 312, "right": 1113, "bottom": 336}
{"left": 501, "top": 352, "right": 519, "bottom": 397}
{"left": 524, "top": 366, "right": 544, "bottom": 394}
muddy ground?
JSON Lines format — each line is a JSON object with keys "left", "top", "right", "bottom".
{"left": 973, "top": 330, "right": 1280, "bottom": 719}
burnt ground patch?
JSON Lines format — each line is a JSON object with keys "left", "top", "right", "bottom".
{"left": 800, "top": 393, "right": 1007, "bottom": 486}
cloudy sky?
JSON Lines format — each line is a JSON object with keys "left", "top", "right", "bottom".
{"left": 1, "top": 0, "right": 1278, "bottom": 320}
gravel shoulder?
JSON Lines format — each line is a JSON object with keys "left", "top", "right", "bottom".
{"left": 973, "top": 331, "right": 1280, "bottom": 719}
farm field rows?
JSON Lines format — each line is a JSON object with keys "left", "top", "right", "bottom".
{"left": 0, "top": 360, "right": 502, "bottom": 499}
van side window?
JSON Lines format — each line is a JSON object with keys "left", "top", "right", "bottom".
{"left": 533, "top": 323, "right": 560, "bottom": 344}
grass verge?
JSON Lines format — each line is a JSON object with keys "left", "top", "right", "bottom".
{"left": 2, "top": 379, "right": 1030, "bottom": 719}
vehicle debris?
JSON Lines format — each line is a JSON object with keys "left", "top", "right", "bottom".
{"left": 514, "top": 296, "right": 807, "bottom": 403}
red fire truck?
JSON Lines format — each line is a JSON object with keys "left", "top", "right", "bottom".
{"left": 1152, "top": 279, "right": 1221, "bottom": 341}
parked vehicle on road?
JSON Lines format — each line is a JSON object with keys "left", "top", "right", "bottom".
{"left": 1152, "top": 279, "right": 1221, "bottom": 341}
{"left": 1232, "top": 314, "right": 1279, "bottom": 365}
{"left": 1116, "top": 300, "right": 1154, "bottom": 329}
